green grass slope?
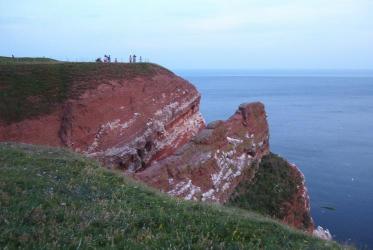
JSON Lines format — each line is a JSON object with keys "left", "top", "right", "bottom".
{"left": 0, "top": 143, "right": 344, "bottom": 249}
{"left": 0, "top": 56, "right": 58, "bottom": 64}
{"left": 0, "top": 61, "right": 164, "bottom": 124}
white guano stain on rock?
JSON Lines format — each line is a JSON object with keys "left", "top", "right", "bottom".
{"left": 167, "top": 134, "right": 256, "bottom": 202}
{"left": 226, "top": 136, "right": 243, "bottom": 145}
{"left": 168, "top": 180, "right": 202, "bottom": 201}
{"left": 313, "top": 226, "right": 332, "bottom": 240}
{"left": 86, "top": 116, "right": 138, "bottom": 154}
{"left": 86, "top": 94, "right": 204, "bottom": 170}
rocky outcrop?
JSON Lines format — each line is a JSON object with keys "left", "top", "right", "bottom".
{"left": 283, "top": 162, "right": 314, "bottom": 232}
{"left": 227, "top": 152, "right": 314, "bottom": 232}
{"left": 0, "top": 64, "right": 205, "bottom": 171}
{"left": 136, "top": 102, "right": 270, "bottom": 203}
{"left": 136, "top": 102, "right": 314, "bottom": 232}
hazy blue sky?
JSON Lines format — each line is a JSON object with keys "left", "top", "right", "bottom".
{"left": 1, "top": 0, "right": 372, "bottom": 69}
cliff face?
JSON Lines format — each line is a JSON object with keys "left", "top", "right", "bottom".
{"left": 136, "top": 102, "right": 270, "bottom": 203}
{"left": 0, "top": 63, "right": 314, "bottom": 233}
{"left": 135, "top": 103, "right": 314, "bottom": 232}
{"left": 0, "top": 64, "right": 205, "bottom": 171}
{"left": 283, "top": 162, "right": 314, "bottom": 232}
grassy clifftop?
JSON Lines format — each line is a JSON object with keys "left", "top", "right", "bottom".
{"left": 0, "top": 143, "right": 343, "bottom": 249}
{"left": 0, "top": 56, "right": 58, "bottom": 64}
{"left": 0, "top": 60, "right": 166, "bottom": 124}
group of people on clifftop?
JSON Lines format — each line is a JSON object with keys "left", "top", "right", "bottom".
{"left": 96, "top": 54, "right": 117, "bottom": 63}
{"left": 129, "top": 54, "right": 142, "bottom": 63}
{"left": 95, "top": 54, "right": 144, "bottom": 63}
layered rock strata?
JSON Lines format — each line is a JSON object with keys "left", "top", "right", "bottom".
{"left": 0, "top": 66, "right": 205, "bottom": 171}
{"left": 136, "top": 102, "right": 270, "bottom": 203}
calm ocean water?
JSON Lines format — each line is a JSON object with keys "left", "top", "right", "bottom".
{"left": 177, "top": 69, "right": 373, "bottom": 249}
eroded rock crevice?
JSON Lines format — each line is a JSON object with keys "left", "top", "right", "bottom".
{"left": 58, "top": 102, "right": 73, "bottom": 147}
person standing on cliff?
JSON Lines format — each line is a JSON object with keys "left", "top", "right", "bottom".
{"left": 129, "top": 55, "right": 132, "bottom": 63}
{"left": 133, "top": 55, "right": 137, "bottom": 63}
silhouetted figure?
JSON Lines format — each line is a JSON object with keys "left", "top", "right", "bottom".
{"left": 133, "top": 55, "right": 137, "bottom": 63}
{"left": 139, "top": 56, "right": 142, "bottom": 63}
{"left": 103, "top": 54, "right": 111, "bottom": 63}
{"left": 129, "top": 55, "right": 132, "bottom": 63}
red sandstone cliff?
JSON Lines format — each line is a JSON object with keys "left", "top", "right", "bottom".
{"left": 136, "top": 102, "right": 270, "bottom": 203}
{"left": 283, "top": 162, "right": 314, "bottom": 232}
{"left": 0, "top": 63, "right": 314, "bottom": 233}
{"left": 0, "top": 64, "right": 205, "bottom": 171}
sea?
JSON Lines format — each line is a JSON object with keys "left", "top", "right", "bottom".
{"left": 176, "top": 69, "right": 373, "bottom": 249}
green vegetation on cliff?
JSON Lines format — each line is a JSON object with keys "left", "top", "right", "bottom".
{"left": 228, "top": 153, "right": 313, "bottom": 230}
{"left": 0, "top": 143, "right": 342, "bottom": 249}
{"left": 0, "top": 60, "right": 165, "bottom": 124}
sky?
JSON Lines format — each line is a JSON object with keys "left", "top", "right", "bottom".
{"left": 1, "top": 0, "right": 373, "bottom": 69}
